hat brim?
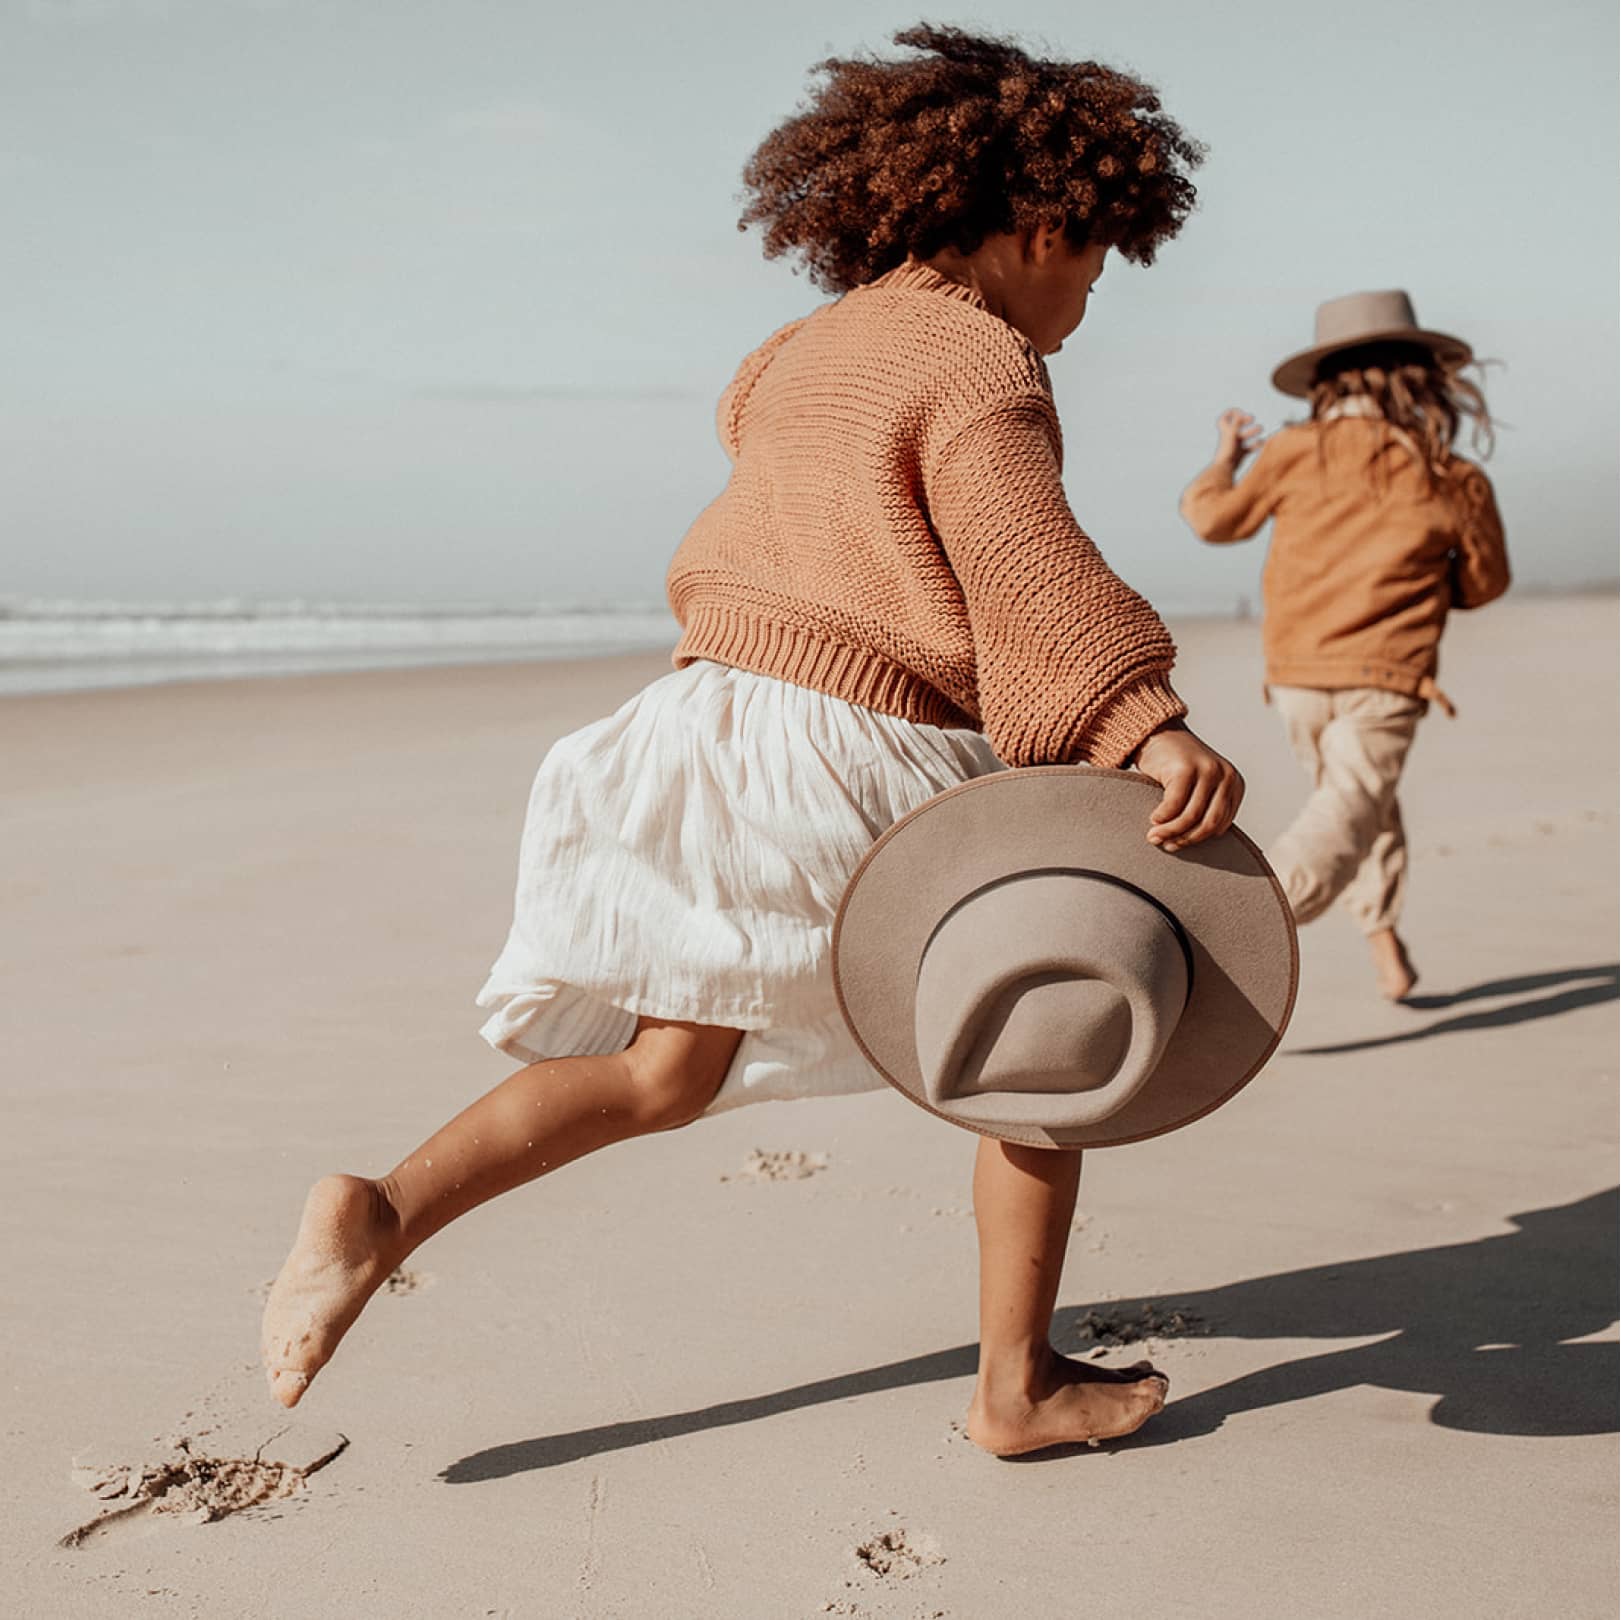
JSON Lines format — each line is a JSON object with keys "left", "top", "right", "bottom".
{"left": 832, "top": 766, "right": 1299, "bottom": 1149}
{"left": 1271, "top": 327, "right": 1472, "bottom": 398}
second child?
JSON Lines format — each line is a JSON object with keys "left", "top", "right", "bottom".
{"left": 1181, "top": 291, "right": 1510, "bottom": 999}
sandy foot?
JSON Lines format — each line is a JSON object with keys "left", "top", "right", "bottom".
{"left": 1369, "top": 928, "right": 1420, "bottom": 1002}
{"left": 966, "top": 1354, "right": 1169, "bottom": 1457}
{"left": 260, "top": 1174, "right": 402, "bottom": 1408}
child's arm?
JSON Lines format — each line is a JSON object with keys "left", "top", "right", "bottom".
{"left": 1448, "top": 464, "right": 1510, "bottom": 610}
{"left": 1179, "top": 409, "right": 1282, "bottom": 543}
{"left": 928, "top": 398, "right": 1183, "bottom": 769}
{"left": 928, "top": 399, "right": 1241, "bottom": 845}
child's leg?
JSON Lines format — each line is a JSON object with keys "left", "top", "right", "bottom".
{"left": 1267, "top": 688, "right": 1420, "bottom": 927}
{"left": 965, "top": 1139, "right": 1168, "bottom": 1456}
{"left": 1342, "top": 798, "right": 1419, "bottom": 1000}
{"left": 1342, "top": 796, "right": 1408, "bottom": 935}
{"left": 1271, "top": 683, "right": 1333, "bottom": 789}
{"left": 261, "top": 1018, "right": 742, "bottom": 1406}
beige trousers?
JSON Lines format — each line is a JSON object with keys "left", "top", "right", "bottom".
{"left": 1266, "top": 685, "right": 1426, "bottom": 935}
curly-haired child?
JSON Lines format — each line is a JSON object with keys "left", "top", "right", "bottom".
{"left": 262, "top": 24, "right": 1242, "bottom": 1457}
{"left": 1180, "top": 291, "right": 1510, "bottom": 1001}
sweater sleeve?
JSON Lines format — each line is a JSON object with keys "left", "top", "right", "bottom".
{"left": 1447, "top": 463, "right": 1511, "bottom": 610}
{"left": 926, "top": 399, "right": 1187, "bottom": 769}
{"left": 715, "top": 318, "right": 808, "bottom": 461}
{"left": 1179, "top": 434, "right": 1288, "bottom": 543}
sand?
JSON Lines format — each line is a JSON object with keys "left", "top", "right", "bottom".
{"left": 2, "top": 596, "right": 1615, "bottom": 1618}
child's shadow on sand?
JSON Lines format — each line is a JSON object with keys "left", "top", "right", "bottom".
{"left": 440, "top": 1186, "right": 1617, "bottom": 1482}
{"left": 1119, "top": 1185, "right": 1617, "bottom": 1449}
{"left": 1294, "top": 963, "right": 1617, "bottom": 1056}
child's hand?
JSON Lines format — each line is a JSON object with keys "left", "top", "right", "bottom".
{"left": 1214, "top": 408, "right": 1264, "bottom": 469}
{"left": 1131, "top": 721, "right": 1245, "bottom": 853}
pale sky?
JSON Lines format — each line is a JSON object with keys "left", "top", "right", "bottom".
{"left": 3, "top": 0, "right": 1616, "bottom": 611}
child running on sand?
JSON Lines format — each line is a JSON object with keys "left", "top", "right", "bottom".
{"left": 1180, "top": 292, "right": 1509, "bottom": 1001}
{"left": 263, "top": 25, "right": 1244, "bottom": 1457}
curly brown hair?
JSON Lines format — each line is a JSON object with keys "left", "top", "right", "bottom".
{"left": 1309, "top": 342, "right": 1497, "bottom": 484}
{"left": 738, "top": 23, "right": 1204, "bottom": 294}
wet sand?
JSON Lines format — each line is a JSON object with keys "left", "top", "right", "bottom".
{"left": 2, "top": 596, "right": 1615, "bottom": 1617}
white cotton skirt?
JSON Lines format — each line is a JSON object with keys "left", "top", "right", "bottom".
{"left": 476, "top": 659, "right": 1002, "bottom": 1113}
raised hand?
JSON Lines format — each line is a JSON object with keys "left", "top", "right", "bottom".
{"left": 1214, "top": 407, "right": 1264, "bottom": 470}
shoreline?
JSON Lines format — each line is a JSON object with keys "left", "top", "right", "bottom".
{"left": 4, "top": 585, "right": 1611, "bottom": 701}
{"left": 0, "top": 636, "right": 683, "bottom": 699}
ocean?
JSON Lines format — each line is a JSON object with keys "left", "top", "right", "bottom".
{"left": 0, "top": 599, "right": 683, "bottom": 696}
{"left": 0, "top": 594, "right": 1264, "bottom": 698}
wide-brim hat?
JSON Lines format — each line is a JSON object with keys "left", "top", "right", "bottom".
{"left": 1271, "top": 289, "right": 1472, "bottom": 398}
{"left": 832, "top": 767, "right": 1298, "bottom": 1149}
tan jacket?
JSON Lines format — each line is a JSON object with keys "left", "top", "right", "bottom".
{"left": 1181, "top": 419, "right": 1509, "bottom": 707}
{"left": 666, "top": 261, "right": 1186, "bottom": 769}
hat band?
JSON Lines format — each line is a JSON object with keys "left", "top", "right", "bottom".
{"left": 917, "top": 868, "right": 1195, "bottom": 998}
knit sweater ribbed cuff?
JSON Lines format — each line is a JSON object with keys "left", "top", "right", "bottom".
{"left": 1056, "top": 670, "right": 1188, "bottom": 770}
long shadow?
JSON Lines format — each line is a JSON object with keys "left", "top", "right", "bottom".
{"left": 1403, "top": 963, "right": 1618, "bottom": 1013}
{"left": 1294, "top": 963, "right": 1618, "bottom": 1057}
{"left": 440, "top": 1187, "right": 1618, "bottom": 1484}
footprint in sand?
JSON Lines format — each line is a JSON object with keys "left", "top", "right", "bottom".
{"left": 852, "top": 1525, "right": 946, "bottom": 1581}
{"left": 378, "top": 1266, "right": 432, "bottom": 1295}
{"left": 61, "top": 1429, "right": 348, "bottom": 1548}
{"left": 819, "top": 1604, "right": 947, "bottom": 1619}
{"left": 1071, "top": 1302, "right": 1208, "bottom": 1357}
{"left": 819, "top": 1526, "right": 948, "bottom": 1618}
{"left": 721, "top": 1148, "right": 829, "bottom": 1183}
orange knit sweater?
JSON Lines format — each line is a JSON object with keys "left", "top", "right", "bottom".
{"left": 1181, "top": 420, "right": 1509, "bottom": 700}
{"left": 665, "top": 262, "right": 1186, "bottom": 769}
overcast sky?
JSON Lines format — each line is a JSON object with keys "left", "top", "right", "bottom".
{"left": 3, "top": 0, "right": 1616, "bottom": 612}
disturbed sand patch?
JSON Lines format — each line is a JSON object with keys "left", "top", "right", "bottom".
{"left": 821, "top": 1605, "right": 947, "bottom": 1618}
{"left": 819, "top": 1525, "right": 948, "bottom": 1617}
{"left": 817, "top": 1516, "right": 948, "bottom": 1614}
{"left": 1071, "top": 1302, "right": 1207, "bottom": 1354}
{"left": 61, "top": 1429, "right": 347, "bottom": 1547}
{"left": 378, "top": 1265, "right": 431, "bottom": 1295}
{"left": 721, "top": 1148, "right": 829, "bottom": 1183}
{"left": 853, "top": 1526, "right": 946, "bottom": 1580}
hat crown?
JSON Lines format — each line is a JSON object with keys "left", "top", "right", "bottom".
{"left": 1311, "top": 289, "right": 1420, "bottom": 350}
{"left": 913, "top": 872, "right": 1190, "bottom": 1132}
{"left": 1271, "top": 290, "right": 1469, "bottom": 398}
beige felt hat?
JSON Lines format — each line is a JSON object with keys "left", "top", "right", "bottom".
{"left": 832, "top": 767, "right": 1298, "bottom": 1149}
{"left": 1271, "top": 289, "right": 1472, "bottom": 398}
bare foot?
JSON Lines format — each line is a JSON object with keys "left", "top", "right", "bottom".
{"left": 1369, "top": 928, "right": 1419, "bottom": 1002}
{"left": 966, "top": 1353, "right": 1169, "bottom": 1457}
{"left": 260, "top": 1175, "right": 403, "bottom": 1408}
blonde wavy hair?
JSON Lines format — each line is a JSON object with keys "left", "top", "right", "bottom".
{"left": 1309, "top": 341, "right": 1496, "bottom": 488}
